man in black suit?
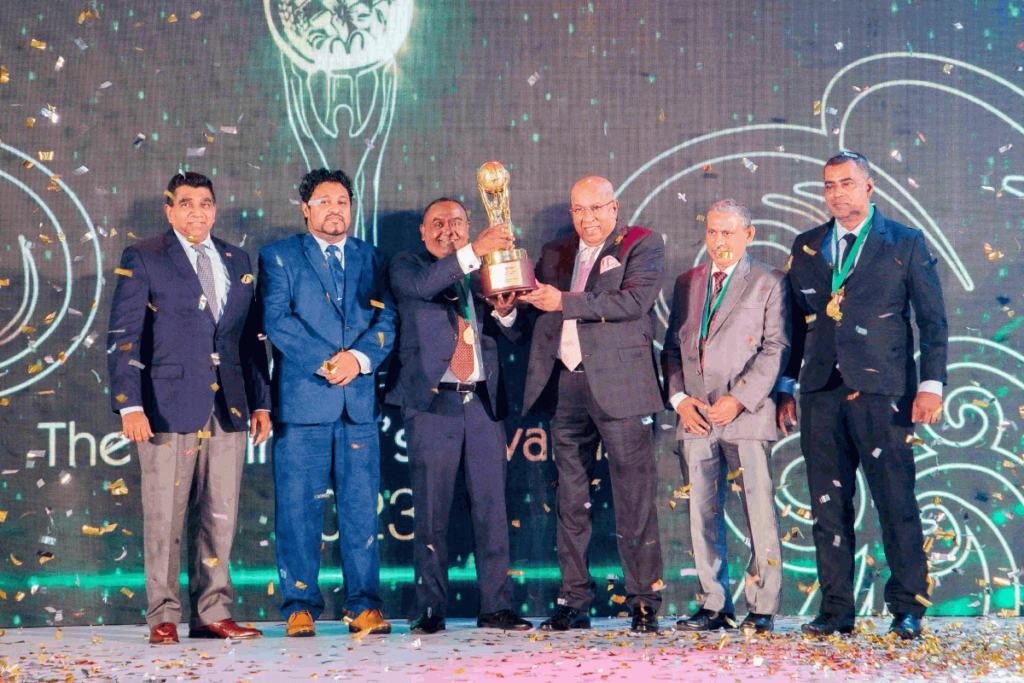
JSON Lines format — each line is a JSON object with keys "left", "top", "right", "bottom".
{"left": 520, "top": 176, "right": 665, "bottom": 634}
{"left": 108, "top": 172, "right": 271, "bottom": 645}
{"left": 386, "top": 197, "right": 532, "bottom": 634}
{"left": 776, "top": 151, "right": 948, "bottom": 640}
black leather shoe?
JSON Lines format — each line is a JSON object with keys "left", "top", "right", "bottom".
{"left": 888, "top": 613, "right": 922, "bottom": 640}
{"left": 739, "top": 612, "right": 774, "bottom": 634}
{"left": 801, "top": 613, "right": 855, "bottom": 636}
{"left": 630, "top": 610, "right": 659, "bottom": 634}
{"left": 675, "top": 607, "right": 735, "bottom": 632}
{"left": 410, "top": 612, "right": 446, "bottom": 634}
{"left": 477, "top": 609, "right": 533, "bottom": 631}
{"left": 540, "top": 605, "right": 591, "bottom": 631}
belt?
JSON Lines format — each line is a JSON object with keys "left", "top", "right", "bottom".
{"left": 438, "top": 381, "right": 478, "bottom": 393}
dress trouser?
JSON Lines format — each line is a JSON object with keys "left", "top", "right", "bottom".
{"left": 550, "top": 366, "right": 664, "bottom": 613}
{"left": 800, "top": 371, "right": 928, "bottom": 618}
{"left": 138, "top": 405, "right": 246, "bottom": 629}
{"left": 272, "top": 414, "right": 383, "bottom": 620}
{"left": 682, "top": 438, "right": 783, "bottom": 615}
{"left": 405, "top": 386, "right": 512, "bottom": 617}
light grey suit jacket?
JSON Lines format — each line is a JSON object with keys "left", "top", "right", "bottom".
{"left": 661, "top": 254, "right": 790, "bottom": 442}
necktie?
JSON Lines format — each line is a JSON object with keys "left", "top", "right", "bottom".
{"left": 325, "top": 244, "right": 345, "bottom": 303}
{"left": 449, "top": 281, "right": 475, "bottom": 382}
{"left": 559, "top": 247, "right": 598, "bottom": 371}
{"left": 700, "top": 270, "right": 728, "bottom": 371}
{"left": 191, "top": 243, "right": 220, "bottom": 322}
{"left": 839, "top": 233, "right": 857, "bottom": 269}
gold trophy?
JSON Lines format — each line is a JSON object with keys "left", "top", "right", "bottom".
{"left": 477, "top": 160, "right": 537, "bottom": 296}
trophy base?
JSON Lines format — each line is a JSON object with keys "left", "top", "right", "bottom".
{"left": 481, "top": 256, "right": 537, "bottom": 297}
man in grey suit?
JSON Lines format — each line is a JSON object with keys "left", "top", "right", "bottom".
{"left": 661, "top": 199, "right": 790, "bottom": 635}
{"left": 520, "top": 176, "right": 665, "bottom": 634}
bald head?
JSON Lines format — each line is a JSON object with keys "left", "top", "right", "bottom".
{"left": 569, "top": 176, "right": 619, "bottom": 247}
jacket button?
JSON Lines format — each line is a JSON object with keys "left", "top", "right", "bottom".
{"left": 836, "top": 322, "right": 842, "bottom": 327}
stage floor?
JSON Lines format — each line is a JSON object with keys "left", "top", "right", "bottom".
{"left": 1, "top": 617, "right": 1022, "bottom": 682}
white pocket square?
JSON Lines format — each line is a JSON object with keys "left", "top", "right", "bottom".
{"left": 599, "top": 255, "right": 621, "bottom": 274}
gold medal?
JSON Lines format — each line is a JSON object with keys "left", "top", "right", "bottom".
{"left": 463, "top": 326, "right": 476, "bottom": 344}
{"left": 826, "top": 288, "right": 844, "bottom": 321}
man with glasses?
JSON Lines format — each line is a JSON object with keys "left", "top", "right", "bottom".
{"left": 520, "top": 176, "right": 665, "bottom": 634}
{"left": 776, "top": 152, "right": 947, "bottom": 639}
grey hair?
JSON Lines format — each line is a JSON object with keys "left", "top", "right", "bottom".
{"left": 708, "top": 198, "right": 752, "bottom": 228}
{"left": 825, "top": 151, "right": 871, "bottom": 178}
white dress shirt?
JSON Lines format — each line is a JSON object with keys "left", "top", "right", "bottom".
{"left": 556, "top": 239, "right": 605, "bottom": 360}
{"left": 669, "top": 259, "right": 739, "bottom": 410}
{"left": 775, "top": 205, "right": 942, "bottom": 398}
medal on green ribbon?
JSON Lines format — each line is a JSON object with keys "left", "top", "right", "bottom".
{"left": 827, "top": 207, "right": 873, "bottom": 322}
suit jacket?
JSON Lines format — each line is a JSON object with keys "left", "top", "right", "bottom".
{"left": 661, "top": 255, "right": 790, "bottom": 442}
{"left": 106, "top": 229, "right": 271, "bottom": 433}
{"left": 522, "top": 225, "right": 664, "bottom": 419}
{"left": 258, "top": 232, "right": 396, "bottom": 424}
{"left": 783, "top": 207, "right": 948, "bottom": 397}
{"left": 384, "top": 250, "right": 527, "bottom": 420}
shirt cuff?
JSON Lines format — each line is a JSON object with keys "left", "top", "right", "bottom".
{"left": 669, "top": 392, "right": 688, "bottom": 410}
{"left": 349, "top": 350, "right": 372, "bottom": 375}
{"left": 918, "top": 380, "right": 943, "bottom": 398}
{"left": 456, "top": 244, "right": 482, "bottom": 274}
{"left": 120, "top": 406, "right": 144, "bottom": 416}
{"left": 252, "top": 409, "right": 270, "bottom": 414}
{"left": 492, "top": 308, "right": 517, "bottom": 327}
{"left": 776, "top": 377, "right": 797, "bottom": 395}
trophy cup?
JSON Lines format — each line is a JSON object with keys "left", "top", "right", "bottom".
{"left": 476, "top": 161, "right": 537, "bottom": 296}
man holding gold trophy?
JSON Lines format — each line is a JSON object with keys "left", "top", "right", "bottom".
{"left": 385, "top": 161, "right": 533, "bottom": 633}
{"left": 520, "top": 176, "right": 666, "bottom": 634}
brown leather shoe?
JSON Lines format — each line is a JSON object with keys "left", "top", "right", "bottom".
{"left": 286, "top": 610, "right": 316, "bottom": 637}
{"left": 348, "top": 608, "right": 391, "bottom": 635}
{"left": 149, "top": 622, "right": 179, "bottom": 645}
{"left": 189, "top": 618, "right": 263, "bottom": 640}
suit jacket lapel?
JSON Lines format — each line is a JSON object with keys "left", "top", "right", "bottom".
{"left": 556, "top": 235, "right": 579, "bottom": 292}
{"left": 706, "top": 254, "right": 751, "bottom": 342}
{"left": 844, "top": 208, "right": 886, "bottom": 290}
{"left": 164, "top": 229, "right": 215, "bottom": 324}
{"left": 211, "top": 236, "right": 243, "bottom": 326}
{"left": 341, "top": 238, "right": 363, "bottom": 320}
{"left": 584, "top": 226, "right": 623, "bottom": 292}
{"left": 302, "top": 233, "right": 344, "bottom": 315}
{"left": 806, "top": 223, "right": 834, "bottom": 285}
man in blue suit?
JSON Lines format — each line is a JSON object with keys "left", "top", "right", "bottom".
{"left": 259, "top": 168, "right": 396, "bottom": 637}
{"left": 108, "top": 172, "right": 271, "bottom": 645}
{"left": 386, "top": 197, "right": 533, "bottom": 634}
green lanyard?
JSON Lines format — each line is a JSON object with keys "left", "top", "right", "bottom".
{"left": 831, "top": 206, "right": 873, "bottom": 293}
{"left": 700, "top": 268, "right": 731, "bottom": 339}
{"left": 455, "top": 274, "right": 472, "bottom": 323}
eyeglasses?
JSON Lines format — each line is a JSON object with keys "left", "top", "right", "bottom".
{"left": 569, "top": 199, "right": 615, "bottom": 218}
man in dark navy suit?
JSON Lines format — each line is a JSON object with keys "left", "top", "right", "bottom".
{"left": 776, "top": 151, "right": 948, "bottom": 640}
{"left": 259, "top": 169, "right": 396, "bottom": 638}
{"left": 107, "top": 172, "right": 271, "bottom": 645}
{"left": 386, "top": 197, "right": 532, "bottom": 634}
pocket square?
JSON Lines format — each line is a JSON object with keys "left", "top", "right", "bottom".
{"left": 599, "top": 255, "right": 621, "bottom": 273}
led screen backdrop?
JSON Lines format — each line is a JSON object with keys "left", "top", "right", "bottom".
{"left": 1, "top": 0, "right": 1022, "bottom": 626}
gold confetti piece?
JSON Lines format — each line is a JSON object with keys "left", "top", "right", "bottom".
{"left": 370, "top": 299, "right": 385, "bottom": 309}
{"left": 542, "top": 503, "right": 551, "bottom": 513}
{"left": 669, "top": 500, "right": 676, "bottom": 509}
{"left": 767, "top": 558, "right": 778, "bottom": 566}
{"left": 785, "top": 254, "right": 794, "bottom": 272}
{"left": 923, "top": 536, "right": 935, "bottom": 553}
{"left": 1000, "top": 608, "right": 1016, "bottom": 618}
{"left": 914, "top": 594, "right": 932, "bottom": 608}
{"left": 121, "top": 587, "right": 134, "bottom": 598}
{"left": 38, "top": 151, "right": 54, "bottom": 161}
{"left": 510, "top": 519, "right": 521, "bottom": 528}
{"left": 267, "top": 581, "right": 274, "bottom": 595}
{"left": 115, "top": 394, "right": 127, "bottom": 403}
{"left": 167, "top": 14, "right": 178, "bottom": 22}
{"left": 378, "top": 332, "right": 385, "bottom": 348}
{"left": 27, "top": 363, "right": 43, "bottom": 374}
{"left": 211, "top": 382, "right": 220, "bottom": 392}
{"left": 203, "top": 558, "right": 221, "bottom": 567}
{"left": 0, "top": 511, "right": 6, "bottom": 523}
{"left": 295, "top": 581, "right": 307, "bottom": 590}
{"left": 805, "top": 314, "right": 817, "bottom": 324}
{"left": 651, "top": 579, "right": 665, "bottom": 591}
{"left": 0, "top": 279, "right": 8, "bottom": 286}
{"left": 197, "top": 430, "right": 212, "bottom": 439}
{"left": 21, "top": 325, "right": 36, "bottom": 334}
{"left": 717, "top": 633, "right": 730, "bottom": 650}
{"left": 992, "top": 576, "right": 1012, "bottom": 587}
{"left": 82, "top": 525, "right": 101, "bottom": 535}
{"left": 610, "top": 595, "right": 626, "bottom": 604}
{"left": 696, "top": 214, "right": 705, "bottom": 222}
{"left": 30, "top": 39, "right": 47, "bottom": 49}
{"left": 191, "top": 11, "right": 203, "bottom": 19}
{"left": 0, "top": 590, "right": 5, "bottom": 599}
{"left": 39, "top": 553, "right": 54, "bottom": 564}
{"left": 507, "top": 570, "right": 524, "bottom": 576}
{"left": 813, "top": 100, "right": 821, "bottom": 114}
{"left": 798, "top": 581, "right": 819, "bottom": 593}
{"left": 972, "top": 399, "right": 990, "bottom": 407}
{"left": 230, "top": 407, "right": 242, "bottom": 417}
{"left": 323, "top": 361, "right": 337, "bottom": 374}
{"left": 134, "top": 47, "right": 146, "bottom": 52}
{"left": 10, "top": 554, "right": 22, "bottom": 566}
{"left": 119, "top": 343, "right": 132, "bottom": 351}
{"left": 847, "top": 391, "right": 860, "bottom": 401}
{"left": 906, "top": 435, "right": 926, "bottom": 446}
{"left": 39, "top": 234, "right": 52, "bottom": 244}
{"left": 0, "top": 66, "right": 8, "bottom": 83}
{"left": 114, "top": 268, "right": 133, "bottom": 277}
{"left": 802, "top": 244, "right": 817, "bottom": 256}
{"left": 147, "top": 302, "right": 158, "bottom": 312}
{"left": 726, "top": 467, "right": 743, "bottom": 481}
{"left": 241, "top": 273, "right": 254, "bottom": 284}
{"left": 15, "top": 592, "right": 26, "bottom": 602}
{"left": 931, "top": 405, "right": 944, "bottom": 421}
{"left": 43, "top": 311, "right": 56, "bottom": 324}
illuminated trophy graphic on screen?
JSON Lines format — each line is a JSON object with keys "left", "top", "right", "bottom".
{"left": 476, "top": 161, "right": 536, "bottom": 296}
{"left": 264, "top": 0, "right": 414, "bottom": 244}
